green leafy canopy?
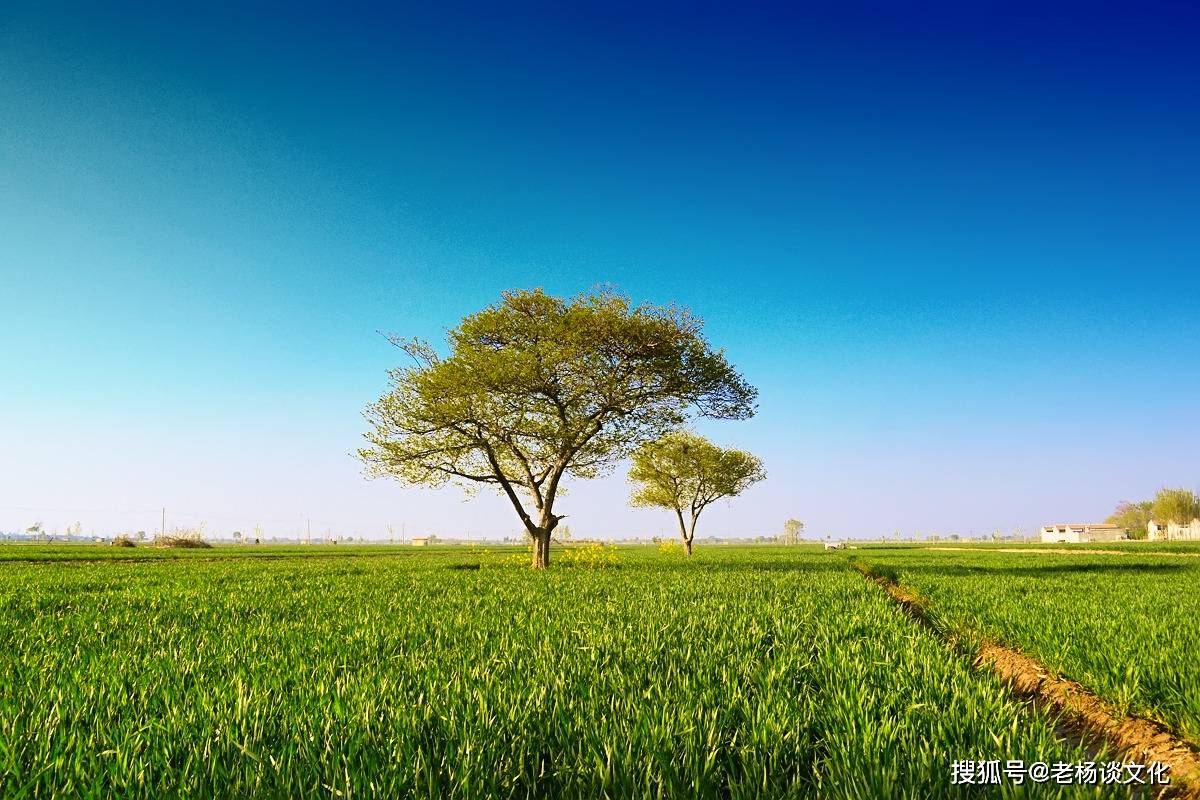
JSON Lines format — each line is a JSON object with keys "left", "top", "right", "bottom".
{"left": 1150, "top": 488, "right": 1200, "bottom": 525}
{"left": 628, "top": 431, "right": 765, "bottom": 523}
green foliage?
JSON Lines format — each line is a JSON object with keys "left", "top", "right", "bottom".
{"left": 1105, "top": 500, "right": 1153, "bottom": 539}
{"left": 628, "top": 431, "right": 764, "bottom": 551}
{"left": 1150, "top": 487, "right": 1200, "bottom": 525}
{"left": 0, "top": 547, "right": 1101, "bottom": 798}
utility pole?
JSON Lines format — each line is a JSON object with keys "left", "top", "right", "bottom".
{"left": 161, "top": 507, "right": 166, "bottom": 538}
{"left": 306, "top": 516, "right": 311, "bottom": 545}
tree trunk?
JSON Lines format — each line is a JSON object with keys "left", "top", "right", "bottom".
{"left": 683, "top": 512, "right": 699, "bottom": 557}
{"left": 530, "top": 507, "right": 562, "bottom": 569}
{"left": 675, "top": 509, "right": 691, "bottom": 555}
{"left": 531, "top": 528, "right": 552, "bottom": 569}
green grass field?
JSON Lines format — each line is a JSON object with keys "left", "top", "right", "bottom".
{"left": 0, "top": 544, "right": 1167, "bottom": 798}
{"left": 854, "top": 548, "right": 1200, "bottom": 745}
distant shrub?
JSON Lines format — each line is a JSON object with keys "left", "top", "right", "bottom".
{"left": 156, "top": 536, "right": 212, "bottom": 549}
{"left": 156, "top": 525, "right": 212, "bottom": 549}
{"left": 111, "top": 534, "right": 136, "bottom": 548}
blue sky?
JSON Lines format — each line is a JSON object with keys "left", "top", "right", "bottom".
{"left": 2, "top": 2, "right": 1198, "bottom": 540}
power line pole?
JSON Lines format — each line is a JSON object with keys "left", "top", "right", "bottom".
{"left": 161, "top": 507, "right": 165, "bottom": 538}
{"left": 306, "top": 516, "right": 311, "bottom": 545}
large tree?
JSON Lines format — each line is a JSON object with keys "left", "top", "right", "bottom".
{"left": 628, "top": 431, "right": 765, "bottom": 556}
{"left": 359, "top": 288, "right": 757, "bottom": 568}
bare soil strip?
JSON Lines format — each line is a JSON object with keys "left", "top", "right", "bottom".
{"left": 924, "top": 547, "right": 1200, "bottom": 558}
{"left": 853, "top": 564, "right": 1200, "bottom": 799}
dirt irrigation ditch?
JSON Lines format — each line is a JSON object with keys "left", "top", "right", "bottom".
{"left": 853, "top": 562, "right": 1200, "bottom": 799}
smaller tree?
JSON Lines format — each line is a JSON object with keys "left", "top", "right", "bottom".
{"left": 629, "top": 431, "right": 764, "bottom": 556}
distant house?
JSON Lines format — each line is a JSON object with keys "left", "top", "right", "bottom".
{"left": 410, "top": 537, "right": 430, "bottom": 547}
{"left": 1038, "top": 523, "right": 1125, "bottom": 544}
{"left": 1146, "top": 519, "right": 1200, "bottom": 541}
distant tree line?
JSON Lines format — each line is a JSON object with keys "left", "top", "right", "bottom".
{"left": 1106, "top": 487, "right": 1200, "bottom": 539}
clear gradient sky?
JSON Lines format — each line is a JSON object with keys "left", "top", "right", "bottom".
{"left": 2, "top": 2, "right": 1198, "bottom": 540}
